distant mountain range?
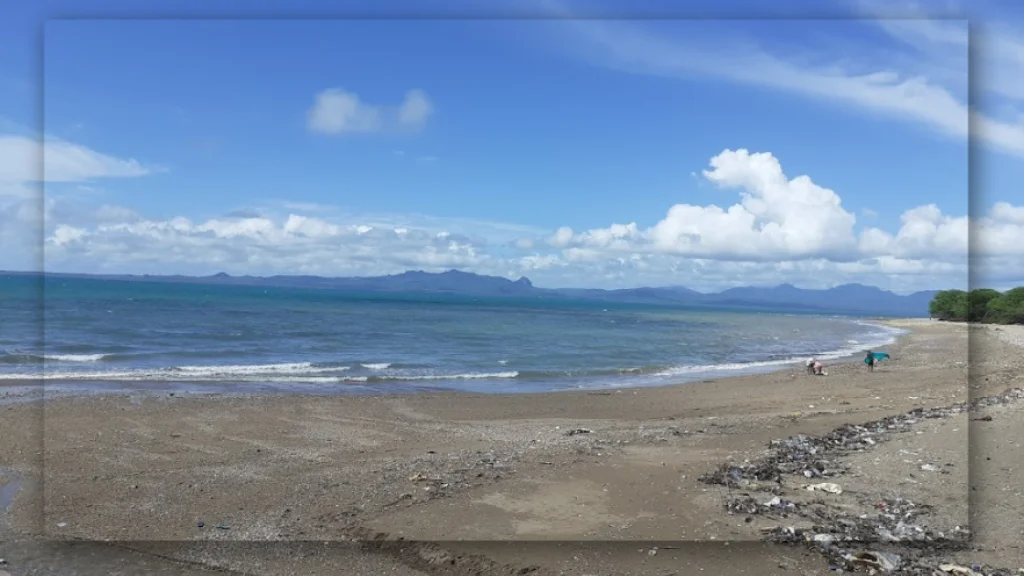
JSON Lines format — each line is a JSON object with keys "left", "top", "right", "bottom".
{"left": 4, "top": 269, "right": 939, "bottom": 317}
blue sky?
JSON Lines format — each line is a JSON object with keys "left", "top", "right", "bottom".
{"left": 1, "top": 0, "right": 1022, "bottom": 292}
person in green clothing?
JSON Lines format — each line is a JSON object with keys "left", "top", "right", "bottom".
{"left": 865, "top": 350, "right": 876, "bottom": 372}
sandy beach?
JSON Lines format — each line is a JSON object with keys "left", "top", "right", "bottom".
{"left": 1, "top": 320, "right": 1021, "bottom": 575}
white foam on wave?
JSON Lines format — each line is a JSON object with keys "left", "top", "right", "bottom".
{"left": 360, "top": 363, "right": 391, "bottom": 370}
{"left": 45, "top": 354, "right": 109, "bottom": 362}
{"left": 0, "top": 365, "right": 519, "bottom": 383}
{"left": 174, "top": 362, "right": 348, "bottom": 375}
{"left": 0, "top": 361, "right": 352, "bottom": 382}
{"left": 654, "top": 320, "right": 905, "bottom": 379}
{"left": 342, "top": 371, "right": 519, "bottom": 382}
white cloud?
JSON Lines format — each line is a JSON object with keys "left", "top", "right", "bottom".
{"left": 853, "top": 2, "right": 1024, "bottom": 157}
{"left": 16, "top": 144, "right": 1024, "bottom": 292}
{"left": 0, "top": 135, "right": 155, "bottom": 194}
{"left": 0, "top": 132, "right": 158, "bottom": 270}
{"left": 547, "top": 15, "right": 1024, "bottom": 159}
{"left": 42, "top": 210, "right": 491, "bottom": 278}
{"left": 550, "top": 149, "right": 859, "bottom": 261}
{"left": 306, "top": 89, "right": 383, "bottom": 134}
{"left": 859, "top": 204, "right": 968, "bottom": 259}
{"left": 306, "top": 88, "right": 434, "bottom": 135}
{"left": 30, "top": 195, "right": 1024, "bottom": 292}
{"left": 398, "top": 89, "right": 434, "bottom": 129}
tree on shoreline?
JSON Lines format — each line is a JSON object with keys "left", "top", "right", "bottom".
{"left": 929, "top": 287, "right": 1024, "bottom": 324}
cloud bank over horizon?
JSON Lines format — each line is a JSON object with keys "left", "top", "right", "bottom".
{"left": 1, "top": 134, "right": 1015, "bottom": 294}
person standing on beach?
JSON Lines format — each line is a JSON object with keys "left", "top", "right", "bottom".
{"left": 865, "top": 350, "right": 875, "bottom": 372}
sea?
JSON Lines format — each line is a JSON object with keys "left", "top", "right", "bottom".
{"left": 0, "top": 275, "right": 908, "bottom": 396}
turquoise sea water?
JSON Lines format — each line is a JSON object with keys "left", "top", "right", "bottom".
{"left": 0, "top": 275, "right": 904, "bottom": 395}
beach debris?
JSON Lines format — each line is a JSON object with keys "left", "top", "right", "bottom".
{"left": 714, "top": 387, "right": 1024, "bottom": 576}
{"left": 56, "top": 522, "right": 67, "bottom": 528}
{"left": 844, "top": 551, "right": 902, "bottom": 572}
{"left": 806, "top": 482, "right": 843, "bottom": 494}
{"left": 702, "top": 387, "right": 1024, "bottom": 491}
{"left": 565, "top": 428, "right": 592, "bottom": 436}
{"left": 812, "top": 533, "right": 835, "bottom": 545}
{"left": 215, "top": 523, "right": 231, "bottom": 530}
{"left": 197, "top": 521, "right": 204, "bottom": 528}
{"left": 938, "top": 565, "right": 982, "bottom": 576}
{"left": 972, "top": 415, "right": 993, "bottom": 422}
{"left": 723, "top": 495, "right": 797, "bottom": 516}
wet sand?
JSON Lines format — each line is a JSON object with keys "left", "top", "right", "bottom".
{"left": 0, "top": 320, "right": 1020, "bottom": 574}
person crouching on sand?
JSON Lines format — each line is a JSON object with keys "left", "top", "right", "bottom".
{"left": 806, "top": 358, "right": 825, "bottom": 376}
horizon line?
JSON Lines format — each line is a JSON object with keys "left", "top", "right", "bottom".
{"left": 0, "top": 268, "right": 952, "bottom": 295}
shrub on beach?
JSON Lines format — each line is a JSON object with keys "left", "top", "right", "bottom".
{"left": 929, "top": 287, "right": 1024, "bottom": 324}
{"left": 928, "top": 289, "right": 968, "bottom": 321}
{"left": 984, "top": 287, "right": 1024, "bottom": 325}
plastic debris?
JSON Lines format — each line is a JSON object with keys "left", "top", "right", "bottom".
{"left": 812, "top": 533, "right": 835, "bottom": 545}
{"left": 938, "top": 565, "right": 982, "bottom": 576}
{"left": 708, "top": 388, "right": 1024, "bottom": 576}
{"left": 844, "top": 551, "right": 901, "bottom": 572}
{"left": 702, "top": 387, "right": 1024, "bottom": 491}
{"left": 566, "top": 428, "right": 592, "bottom": 436}
{"left": 215, "top": 523, "right": 230, "bottom": 530}
{"left": 806, "top": 482, "right": 843, "bottom": 494}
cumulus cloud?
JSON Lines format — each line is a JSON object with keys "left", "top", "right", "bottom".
{"left": 0, "top": 133, "right": 158, "bottom": 270}
{"left": 398, "top": 89, "right": 434, "bottom": 128}
{"left": 43, "top": 211, "right": 490, "bottom": 277}
{"left": 32, "top": 192, "right": 1024, "bottom": 291}
{"left": 306, "top": 88, "right": 434, "bottom": 135}
{"left": 15, "top": 140, "right": 1023, "bottom": 292}
{"left": 549, "top": 149, "right": 859, "bottom": 261}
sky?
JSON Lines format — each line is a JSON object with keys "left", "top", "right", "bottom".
{"left": 0, "top": 0, "right": 1022, "bottom": 293}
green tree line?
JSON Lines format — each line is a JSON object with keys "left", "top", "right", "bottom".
{"left": 929, "top": 287, "right": 1024, "bottom": 324}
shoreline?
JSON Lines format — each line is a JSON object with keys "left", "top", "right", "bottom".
{"left": 0, "top": 317, "right": 911, "bottom": 404}
{"left": 5, "top": 320, "right": 1017, "bottom": 575}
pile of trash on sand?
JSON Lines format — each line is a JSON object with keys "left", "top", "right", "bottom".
{"left": 699, "top": 387, "right": 1024, "bottom": 574}
{"left": 701, "top": 387, "right": 1024, "bottom": 490}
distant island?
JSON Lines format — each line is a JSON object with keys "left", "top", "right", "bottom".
{"left": 2, "top": 269, "right": 942, "bottom": 317}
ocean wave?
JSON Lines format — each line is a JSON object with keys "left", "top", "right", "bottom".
{"left": 171, "top": 362, "right": 348, "bottom": 375}
{"left": 515, "top": 366, "right": 675, "bottom": 379}
{"left": 0, "top": 361, "right": 351, "bottom": 381}
{"left": 0, "top": 319, "right": 906, "bottom": 388}
{"left": 653, "top": 324, "right": 903, "bottom": 378}
{"left": 341, "top": 371, "right": 519, "bottom": 383}
{"left": 0, "top": 365, "right": 515, "bottom": 383}
{"left": 0, "top": 353, "right": 112, "bottom": 364}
